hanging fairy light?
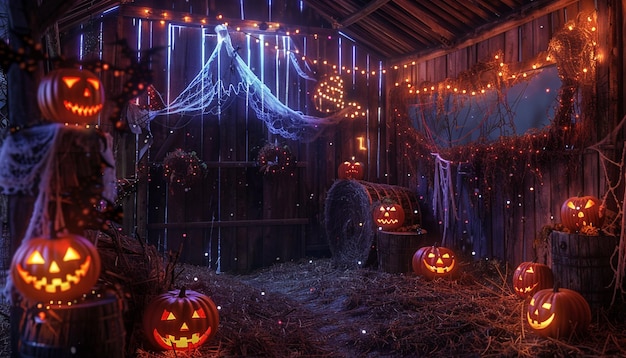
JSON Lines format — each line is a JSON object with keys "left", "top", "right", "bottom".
{"left": 313, "top": 73, "right": 345, "bottom": 113}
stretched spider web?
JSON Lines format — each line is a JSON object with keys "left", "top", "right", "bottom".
{"left": 137, "top": 24, "right": 348, "bottom": 142}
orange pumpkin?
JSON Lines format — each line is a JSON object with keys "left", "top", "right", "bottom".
{"left": 37, "top": 68, "right": 105, "bottom": 124}
{"left": 337, "top": 160, "right": 364, "bottom": 180}
{"left": 143, "top": 287, "right": 219, "bottom": 351}
{"left": 10, "top": 233, "right": 101, "bottom": 302}
{"left": 512, "top": 261, "right": 554, "bottom": 298}
{"left": 560, "top": 194, "right": 603, "bottom": 232}
{"left": 527, "top": 286, "right": 591, "bottom": 339}
{"left": 373, "top": 201, "right": 405, "bottom": 230}
{"left": 412, "top": 245, "right": 458, "bottom": 279}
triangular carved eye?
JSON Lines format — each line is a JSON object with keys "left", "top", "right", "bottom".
{"left": 584, "top": 200, "right": 595, "bottom": 209}
{"left": 63, "top": 247, "right": 81, "bottom": 262}
{"left": 192, "top": 309, "right": 206, "bottom": 319}
{"left": 26, "top": 250, "right": 45, "bottom": 265}
{"left": 541, "top": 303, "right": 552, "bottom": 310}
{"left": 427, "top": 253, "right": 436, "bottom": 258}
{"left": 442, "top": 253, "right": 450, "bottom": 259}
{"left": 567, "top": 201, "right": 577, "bottom": 209}
{"left": 87, "top": 78, "right": 100, "bottom": 90}
{"left": 62, "top": 77, "right": 81, "bottom": 88}
{"left": 161, "top": 309, "right": 176, "bottom": 321}
{"left": 388, "top": 206, "right": 396, "bottom": 212}
{"left": 525, "top": 267, "right": 535, "bottom": 274}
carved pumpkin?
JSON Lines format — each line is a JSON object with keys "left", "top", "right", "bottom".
{"left": 412, "top": 245, "right": 458, "bottom": 279}
{"left": 338, "top": 160, "right": 364, "bottom": 180}
{"left": 10, "top": 233, "right": 101, "bottom": 302}
{"left": 512, "top": 261, "right": 554, "bottom": 298}
{"left": 560, "top": 194, "right": 603, "bottom": 232}
{"left": 373, "top": 201, "right": 405, "bottom": 230}
{"left": 143, "top": 287, "right": 219, "bottom": 351}
{"left": 37, "top": 68, "right": 105, "bottom": 124}
{"left": 527, "top": 286, "right": 591, "bottom": 339}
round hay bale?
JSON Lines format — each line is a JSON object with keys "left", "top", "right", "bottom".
{"left": 324, "top": 179, "right": 421, "bottom": 267}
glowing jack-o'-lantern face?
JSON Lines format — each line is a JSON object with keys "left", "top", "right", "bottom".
{"left": 373, "top": 203, "right": 405, "bottom": 230}
{"left": 143, "top": 287, "right": 219, "bottom": 351}
{"left": 412, "top": 245, "right": 458, "bottom": 280}
{"left": 526, "top": 287, "right": 591, "bottom": 338}
{"left": 10, "top": 234, "right": 101, "bottom": 302}
{"left": 338, "top": 160, "right": 364, "bottom": 180}
{"left": 37, "top": 68, "right": 105, "bottom": 124}
{"left": 512, "top": 262, "right": 554, "bottom": 298}
{"left": 560, "top": 194, "right": 603, "bottom": 232}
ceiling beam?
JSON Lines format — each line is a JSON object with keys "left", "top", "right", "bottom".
{"left": 390, "top": 0, "right": 578, "bottom": 65}
{"left": 338, "top": 0, "right": 393, "bottom": 28}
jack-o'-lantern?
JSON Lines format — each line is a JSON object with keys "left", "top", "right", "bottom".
{"left": 37, "top": 68, "right": 105, "bottom": 124}
{"left": 412, "top": 245, "right": 458, "bottom": 279}
{"left": 373, "top": 200, "right": 405, "bottom": 230}
{"left": 560, "top": 194, "right": 603, "bottom": 232}
{"left": 527, "top": 286, "right": 591, "bottom": 339}
{"left": 338, "top": 160, "right": 364, "bottom": 180}
{"left": 10, "top": 233, "right": 101, "bottom": 302}
{"left": 512, "top": 261, "right": 554, "bottom": 298}
{"left": 143, "top": 287, "right": 219, "bottom": 351}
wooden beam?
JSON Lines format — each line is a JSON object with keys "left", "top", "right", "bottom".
{"left": 36, "top": 0, "right": 84, "bottom": 34}
{"left": 301, "top": 1, "right": 342, "bottom": 28}
{"left": 389, "top": 0, "right": 579, "bottom": 65}
{"left": 338, "top": 0, "right": 392, "bottom": 28}
{"left": 392, "top": 0, "right": 456, "bottom": 45}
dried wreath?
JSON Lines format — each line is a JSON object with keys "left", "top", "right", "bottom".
{"left": 163, "top": 148, "right": 207, "bottom": 189}
{"left": 257, "top": 143, "right": 295, "bottom": 176}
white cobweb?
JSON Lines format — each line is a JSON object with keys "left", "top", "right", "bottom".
{"left": 133, "top": 24, "right": 350, "bottom": 142}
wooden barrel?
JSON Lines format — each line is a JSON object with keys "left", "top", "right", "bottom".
{"left": 550, "top": 231, "right": 618, "bottom": 311}
{"left": 324, "top": 179, "right": 421, "bottom": 267}
{"left": 377, "top": 231, "right": 427, "bottom": 273}
{"left": 18, "top": 289, "right": 125, "bottom": 358}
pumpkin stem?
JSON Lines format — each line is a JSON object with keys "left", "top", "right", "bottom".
{"left": 179, "top": 286, "right": 187, "bottom": 298}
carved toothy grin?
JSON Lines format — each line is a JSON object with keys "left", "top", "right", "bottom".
{"left": 515, "top": 282, "right": 539, "bottom": 294}
{"left": 377, "top": 219, "right": 399, "bottom": 225}
{"left": 63, "top": 100, "right": 103, "bottom": 117}
{"left": 527, "top": 311, "right": 555, "bottom": 330}
{"left": 153, "top": 327, "right": 212, "bottom": 349}
{"left": 423, "top": 258, "right": 455, "bottom": 274}
{"left": 16, "top": 256, "right": 92, "bottom": 294}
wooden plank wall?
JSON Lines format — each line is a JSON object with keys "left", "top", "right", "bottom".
{"left": 55, "top": 0, "right": 622, "bottom": 273}
{"left": 55, "top": 0, "right": 385, "bottom": 272}
{"left": 388, "top": 0, "right": 620, "bottom": 268}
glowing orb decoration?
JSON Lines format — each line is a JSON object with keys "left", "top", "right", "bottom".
{"left": 313, "top": 74, "right": 344, "bottom": 113}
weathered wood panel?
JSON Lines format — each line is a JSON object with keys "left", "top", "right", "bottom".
{"left": 52, "top": 0, "right": 621, "bottom": 274}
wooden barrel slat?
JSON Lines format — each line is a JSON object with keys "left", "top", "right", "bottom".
{"left": 377, "top": 231, "right": 427, "bottom": 273}
{"left": 18, "top": 290, "right": 125, "bottom": 358}
{"left": 550, "top": 231, "right": 618, "bottom": 311}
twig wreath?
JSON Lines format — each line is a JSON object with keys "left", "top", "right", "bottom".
{"left": 163, "top": 148, "right": 207, "bottom": 190}
{"left": 257, "top": 143, "right": 295, "bottom": 176}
